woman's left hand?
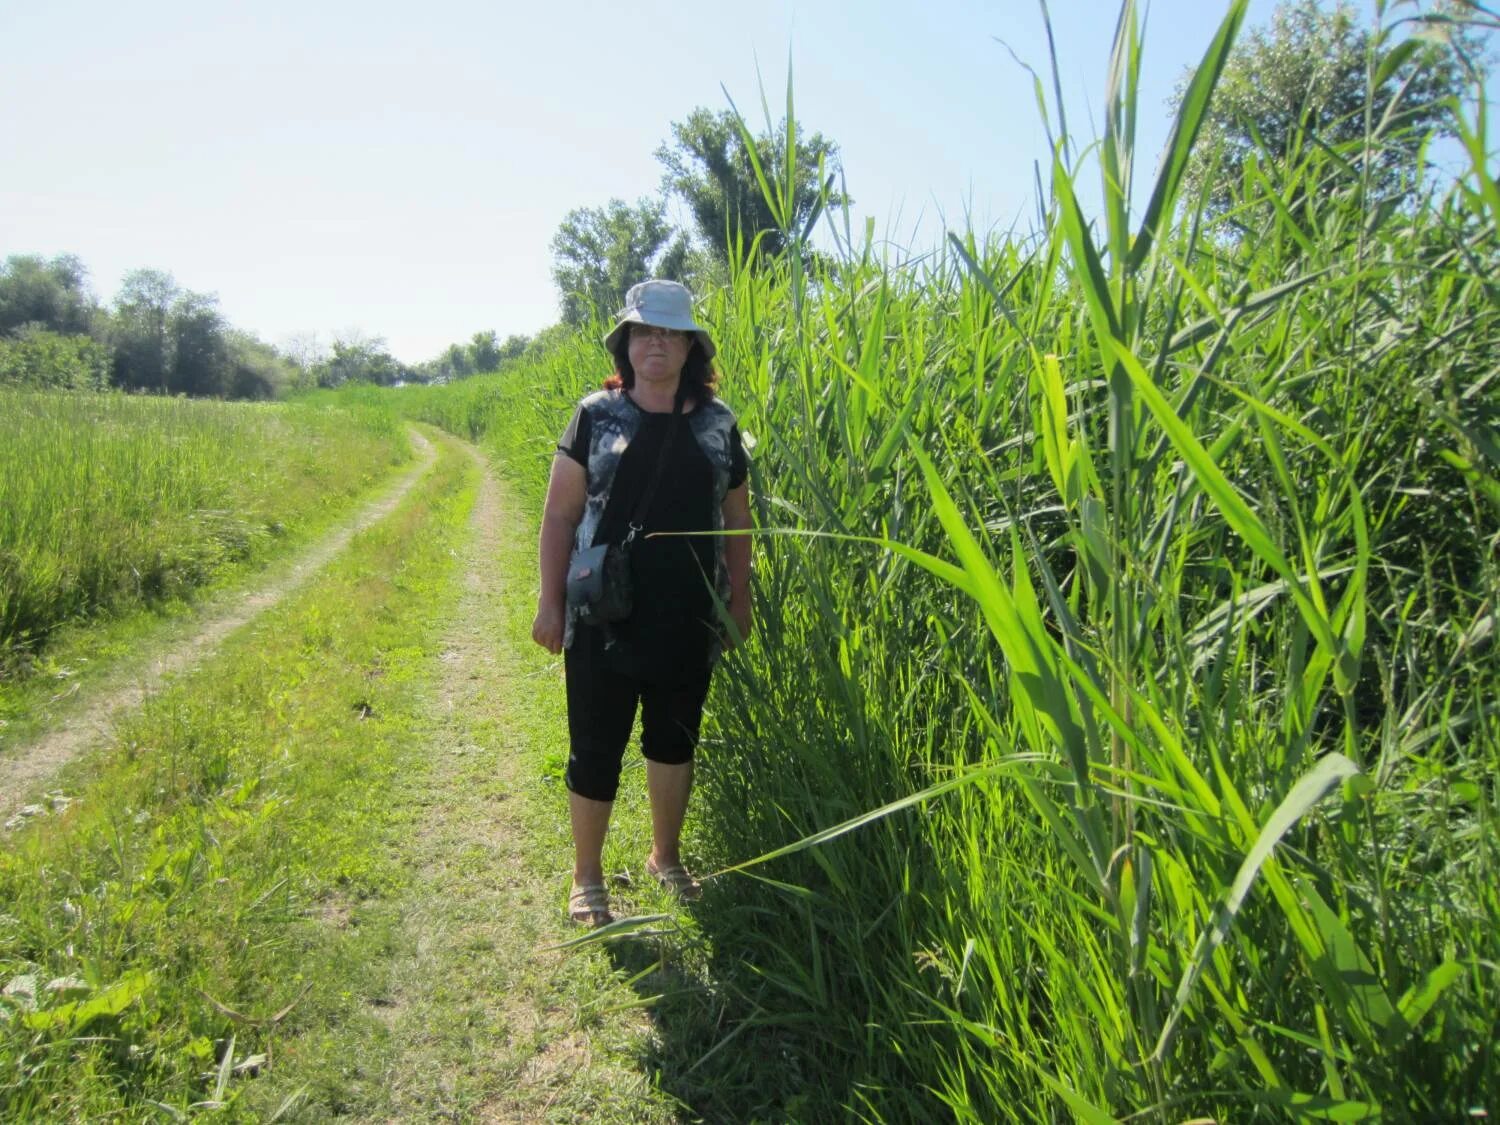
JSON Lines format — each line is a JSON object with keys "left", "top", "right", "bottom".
{"left": 725, "top": 594, "right": 753, "bottom": 650}
{"left": 721, "top": 483, "right": 753, "bottom": 650}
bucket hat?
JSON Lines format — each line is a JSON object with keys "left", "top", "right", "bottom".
{"left": 603, "top": 279, "right": 716, "bottom": 360}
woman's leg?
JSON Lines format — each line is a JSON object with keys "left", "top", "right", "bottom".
{"left": 570, "top": 791, "right": 613, "bottom": 885}
{"left": 564, "top": 627, "right": 637, "bottom": 888}
{"left": 640, "top": 671, "right": 712, "bottom": 880}
{"left": 645, "top": 760, "right": 693, "bottom": 869}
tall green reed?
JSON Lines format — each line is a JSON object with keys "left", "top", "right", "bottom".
{"left": 359, "top": 6, "right": 1497, "bottom": 1113}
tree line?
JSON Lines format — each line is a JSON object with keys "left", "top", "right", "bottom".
{"left": 0, "top": 259, "right": 293, "bottom": 398}
{"left": 0, "top": 256, "right": 544, "bottom": 397}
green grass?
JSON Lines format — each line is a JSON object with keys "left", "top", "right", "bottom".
{"left": 0, "top": 428, "right": 465, "bottom": 1119}
{"left": 259, "top": 448, "right": 696, "bottom": 1122}
{"left": 0, "top": 391, "right": 410, "bottom": 682}
{"left": 0, "top": 429, "right": 727, "bottom": 1121}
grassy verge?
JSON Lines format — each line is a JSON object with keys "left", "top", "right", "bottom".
{"left": 0, "top": 392, "right": 409, "bottom": 699}
{"left": 0, "top": 407, "right": 414, "bottom": 758}
{"left": 0, "top": 427, "right": 464, "bottom": 1119}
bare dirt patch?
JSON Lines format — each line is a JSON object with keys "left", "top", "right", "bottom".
{"left": 0, "top": 432, "right": 437, "bottom": 824}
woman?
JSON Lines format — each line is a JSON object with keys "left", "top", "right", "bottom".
{"left": 531, "top": 279, "right": 752, "bottom": 926}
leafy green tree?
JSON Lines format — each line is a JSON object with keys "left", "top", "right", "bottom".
{"left": 524, "top": 322, "right": 576, "bottom": 361}
{"left": 168, "top": 291, "right": 228, "bottom": 396}
{"left": 549, "top": 197, "right": 685, "bottom": 326}
{"left": 656, "top": 107, "right": 845, "bottom": 263}
{"left": 442, "top": 342, "right": 472, "bottom": 379}
{"left": 110, "top": 269, "right": 178, "bottom": 392}
{"left": 0, "top": 254, "right": 97, "bottom": 336}
{"left": 498, "top": 333, "right": 530, "bottom": 362}
{"left": 225, "top": 331, "right": 296, "bottom": 399}
{"left": 109, "top": 272, "right": 235, "bottom": 395}
{"left": 468, "top": 330, "right": 501, "bottom": 373}
{"left": 1178, "top": 0, "right": 1484, "bottom": 217}
{"left": 313, "top": 335, "right": 406, "bottom": 387}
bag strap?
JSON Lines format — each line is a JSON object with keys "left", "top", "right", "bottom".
{"left": 622, "top": 389, "right": 684, "bottom": 545}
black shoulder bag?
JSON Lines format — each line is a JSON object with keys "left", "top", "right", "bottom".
{"left": 566, "top": 393, "right": 683, "bottom": 626}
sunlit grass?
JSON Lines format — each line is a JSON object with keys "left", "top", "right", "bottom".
{"left": 0, "top": 392, "right": 409, "bottom": 678}
{"left": 0, "top": 433, "right": 470, "bottom": 1119}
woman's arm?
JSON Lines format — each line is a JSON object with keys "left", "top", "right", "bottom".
{"left": 721, "top": 482, "right": 752, "bottom": 649}
{"left": 532, "top": 454, "right": 587, "bottom": 654}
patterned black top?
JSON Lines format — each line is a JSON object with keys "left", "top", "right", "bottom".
{"left": 558, "top": 388, "right": 748, "bottom": 678}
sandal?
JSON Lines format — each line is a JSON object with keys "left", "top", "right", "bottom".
{"left": 645, "top": 857, "right": 702, "bottom": 901}
{"left": 568, "top": 882, "right": 613, "bottom": 926}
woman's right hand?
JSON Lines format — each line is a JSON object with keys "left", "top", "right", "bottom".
{"left": 532, "top": 603, "right": 565, "bottom": 654}
{"left": 534, "top": 455, "right": 585, "bottom": 657}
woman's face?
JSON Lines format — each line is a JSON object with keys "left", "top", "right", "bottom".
{"left": 627, "top": 323, "right": 692, "bottom": 386}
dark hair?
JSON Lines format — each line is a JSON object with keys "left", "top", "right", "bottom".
{"left": 604, "top": 325, "right": 718, "bottom": 401}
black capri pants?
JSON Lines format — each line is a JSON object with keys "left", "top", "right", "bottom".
{"left": 564, "top": 624, "right": 712, "bottom": 802}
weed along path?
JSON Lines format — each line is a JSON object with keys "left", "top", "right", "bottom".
{"left": 0, "top": 430, "right": 437, "bottom": 824}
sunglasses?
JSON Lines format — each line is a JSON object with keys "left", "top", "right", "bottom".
{"left": 631, "top": 324, "right": 690, "bottom": 342}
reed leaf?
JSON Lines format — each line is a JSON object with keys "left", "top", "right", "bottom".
{"left": 1153, "top": 752, "right": 1361, "bottom": 1060}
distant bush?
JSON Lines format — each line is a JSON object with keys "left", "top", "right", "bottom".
{"left": 0, "top": 326, "right": 111, "bottom": 390}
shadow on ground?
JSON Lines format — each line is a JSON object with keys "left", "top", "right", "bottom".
{"left": 601, "top": 907, "right": 836, "bottom": 1122}
{"left": 590, "top": 841, "right": 921, "bottom": 1124}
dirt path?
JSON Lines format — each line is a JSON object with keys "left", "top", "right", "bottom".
{"left": 0, "top": 432, "right": 437, "bottom": 824}
{"left": 360, "top": 442, "right": 676, "bottom": 1123}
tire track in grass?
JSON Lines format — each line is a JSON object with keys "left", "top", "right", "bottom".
{"left": 357, "top": 442, "right": 680, "bottom": 1123}
{"left": 0, "top": 430, "right": 437, "bottom": 824}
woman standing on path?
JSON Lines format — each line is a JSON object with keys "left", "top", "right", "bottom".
{"left": 531, "top": 280, "right": 752, "bottom": 926}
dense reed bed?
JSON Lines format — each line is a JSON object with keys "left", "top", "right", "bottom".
{"left": 0, "top": 391, "right": 409, "bottom": 677}
{"left": 385, "top": 5, "right": 1496, "bottom": 1117}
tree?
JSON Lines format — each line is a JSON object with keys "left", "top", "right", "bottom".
{"left": 168, "top": 291, "right": 228, "bottom": 396}
{"left": 108, "top": 271, "right": 235, "bottom": 395}
{"left": 442, "top": 342, "right": 472, "bottom": 379}
{"left": 549, "top": 197, "right": 686, "bottom": 326}
{"left": 656, "top": 108, "right": 845, "bottom": 264}
{"left": 0, "top": 327, "right": 111, "bottom": 390}
{"left": 468, "top": 329, "right": 501, "bottom": 373}
{"left": 111, "top": 269, "right": 178, "bottom": 392}
{"left": 279, "top": 330, "right": 326, "bottom": 390}
{"left": 1177, "top": 0, "right": 1484, "bottom": 217}
{"left": 0, "top": 254, "right": 96, "bottom": 336}
{"left": 225, "top": 331, "right": 296, "bottom": 399}
{"left": 498, "top": 333, "right": 530, "bottom": 362}
{"left": 524, "top": 322, "right": 576, "bottom": 361}
{"left": 312, "top": 335, "right": 406, "bottom": 387}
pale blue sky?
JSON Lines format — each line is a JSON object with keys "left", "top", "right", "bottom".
{"left": 0, "top": 1, "right": 1486, "bottom": 363}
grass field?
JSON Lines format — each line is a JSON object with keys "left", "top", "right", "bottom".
{"left": 0, "top": 391, "right": 410, "bottom": 682}
{"left": 0, "top": 431, "right": 741, "bottom": 1122}
{"left": 0, "top": 429, "right": 467, "bottom": 1118}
